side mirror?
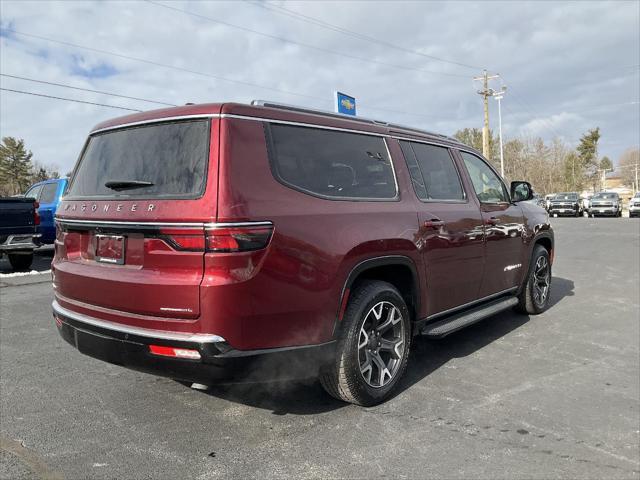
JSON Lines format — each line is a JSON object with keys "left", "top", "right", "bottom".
{"left": 510, "top": 181, "right": 533, "bottom": 202}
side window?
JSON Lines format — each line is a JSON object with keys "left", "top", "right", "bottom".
{"left": 460, "top": 152, "right": 509, "bottom": 203}
{"left": 399, "top": 141, "right": 464, "bottom": 201}
{"left": 39, "top": 183, "right": 58, "bottom": 204}
{"left": 266, "top": 124, "right": 397, "bottom": 200}
{"left": 399, "top": 141, "right": 428, "bottom": 199}
{"left": 24, "top": 184, "right": 42, "bottom": 200}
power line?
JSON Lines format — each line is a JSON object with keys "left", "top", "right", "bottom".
{"left": 0, "top": 73, "right": 176, "bottom": 106}
{"left": 2, "top": 29, "right": 325, "bottom": 102}
{"left": 144, "top": 0, "right": 470, "bottom": 79}
{"left": 0, "top": 29, "right": 465, "bottom": 121}
{"left": 0, "top": 88, "right": 143, "bottom": 112}
{"left": 247, "top": 0, "right": 482, "bottom": 71}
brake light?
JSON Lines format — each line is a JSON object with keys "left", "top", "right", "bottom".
{"left": 149, "top": 345, "right": 201, "bottom": 360}
{"left": 34, "top": 201, "right": 40, "bottom": 226}
{"left": 205, "top": 226, "right": 273, "bottom": 252}
{"left": 157, "top": 224, "right": 273, "bottom": 253}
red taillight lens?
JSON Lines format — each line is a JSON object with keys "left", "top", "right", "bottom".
{"left": 149, "top": 345, "right": 201, "bottom": 360}
{"left": 205, "top": 226, "right": 273, "bottom": 253}
{"left": 157, "top": 225, "right": 273, "bottom": 253}
{"left": 33, "top": 201, "right": 40, "bottom": 226}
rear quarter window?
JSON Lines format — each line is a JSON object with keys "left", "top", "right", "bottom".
{"left": 265, "top": 124, "right": 397, "bottom": 200}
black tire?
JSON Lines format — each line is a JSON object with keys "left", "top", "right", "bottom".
{"left": 517, "top": 245, "right": 551, "bottom": 315}
{"left": 8, "top": 252, "right": 34, "bottom": 271}
{"left": 319, "top": 280, "right": 412, "bottom": 406}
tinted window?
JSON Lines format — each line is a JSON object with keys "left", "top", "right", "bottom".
{"left": 460, "top": 152, "right": 509, "bottom": 203}
{"left": 24, "top": 184, "right": 42, "bottom": 200}
{"left": 402, "top": 142, "right": 464, "bottom": 201}
{"left": 39, "top": 183, "right": 58, "bottom": 204}
{"left": 399, "top": 141, "right": 428, "bottom": 199}
{"left": 67, "top": 120, "right": 210, "bottom": 198}
{"left": 267, "top": 124, "right": 396, "bottom": 199}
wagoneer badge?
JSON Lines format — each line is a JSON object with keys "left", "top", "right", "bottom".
{"left": 63, "top": 203, "right": 155, "bottom": 213}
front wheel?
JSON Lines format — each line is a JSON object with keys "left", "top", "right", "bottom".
{"left": 517, "top": 245, "right": 552, "bottom": 315}
{"left": 319, "top": 280, "right": 412, "bottom": 406}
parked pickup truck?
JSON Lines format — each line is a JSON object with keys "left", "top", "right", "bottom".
{"left": 548, "top": 192, "right": 582, "bottom": 217}
{"left": 0, "top": 197, "right": 41, "bottom": 270}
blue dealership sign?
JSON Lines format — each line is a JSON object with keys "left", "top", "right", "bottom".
{"left": 335, "top": 91, "right": 356, "bottom": 116}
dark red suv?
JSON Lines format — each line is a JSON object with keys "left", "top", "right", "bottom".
{"left": 52, "top": 101, "right": 554, "bottom": 405}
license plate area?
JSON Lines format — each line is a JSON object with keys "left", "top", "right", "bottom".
{"left": 96, "top": 234, "right": 126, "bottom": 265}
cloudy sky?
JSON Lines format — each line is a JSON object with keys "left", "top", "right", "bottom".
{"left": 1, "top": 0, "right": 638, "bottom": 175}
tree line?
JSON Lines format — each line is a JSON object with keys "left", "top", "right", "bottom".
{"left": 452, "top": 127, "right": 637, "bottom": 195}
{"left": 0, "top": 137, "right": 61, "bottom": 197}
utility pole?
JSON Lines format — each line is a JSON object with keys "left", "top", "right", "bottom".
{"left": 474, "top": 70, "right": 500, "bottom": 159}
{"left": 493, "top": 86, "right": 507, "bottom": 177}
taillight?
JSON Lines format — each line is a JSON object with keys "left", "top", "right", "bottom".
{"left": 158, "top": 228, "right": 206, "bottom": 251}
{"left": 157, "top": 224, "right": 273, "bottom": 253}
{"left": 34, "top": 201, "right": 40, "bottom": 226}
{"left": 205, "top": 226, "right": 273, "bottom": 252}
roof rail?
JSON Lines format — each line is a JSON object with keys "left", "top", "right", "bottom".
{"left": 251, "top": 99, "right": 386, "bottom": 126}
{"left": 250, "top": 99, "right": 461, "bottom": 144}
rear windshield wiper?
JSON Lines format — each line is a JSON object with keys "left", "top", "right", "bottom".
{"left": 104, "top": 180, "right": 154, "bottom": 191}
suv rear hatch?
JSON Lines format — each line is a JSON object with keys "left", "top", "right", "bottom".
{"left": 54, "top": 117, "right": 217, "bottom": 320}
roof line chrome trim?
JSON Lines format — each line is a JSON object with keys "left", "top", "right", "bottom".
{"left": 55, "top": 218, "right": 273, "bottom": 229}
{"left": 52, "top": 300, "right": 226, "bottom": 343}
{"left": 222, "top": 113, "right": 389, "bottom": 138}
{"left": 91, "top": 114, "right": 220, "bottom": 135}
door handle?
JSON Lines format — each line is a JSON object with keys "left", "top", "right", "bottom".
{"left": 485, "top": 216, "right": 501, "bottom": 226}
{"left": 424, "top": 218, "right": 445, "bottom": 229}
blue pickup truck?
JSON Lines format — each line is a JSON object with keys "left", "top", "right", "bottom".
{"left": 24, "top": 178, "right": 68, "bottom": 244}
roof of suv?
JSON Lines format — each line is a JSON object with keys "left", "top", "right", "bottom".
{"left": 91, "top": 101, "right": 471, "bottom": 151}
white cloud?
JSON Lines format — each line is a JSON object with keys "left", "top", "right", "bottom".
{"left": 0, "top": 0, "right": 638, "bottom": 175}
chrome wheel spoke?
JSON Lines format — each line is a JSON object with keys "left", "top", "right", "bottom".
{"left": 360, "top": 351, "right": 373, "bottom": 384}
{"left": 376, "top": 306, "right": 400, "bottom": 334}
{"left": 379, "top": 337, "right": 404, "bottom": 359}
{"left": 370, "top": 352, "right": 391, "bottom": 386}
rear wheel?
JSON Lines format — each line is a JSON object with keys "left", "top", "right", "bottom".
{"left": 319, "top": 280, "right": 411, "bottom": 406}
{"left": 8, "top": 252, "right": 34, "bottom": 271}
{"left": 517, "top": 245, "right": 551, "bottom": 315}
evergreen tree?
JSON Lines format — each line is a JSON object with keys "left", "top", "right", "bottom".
{"left": 0, "top": 137, "right": 34, "bottom": 196}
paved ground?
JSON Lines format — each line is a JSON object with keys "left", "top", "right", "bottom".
{"left": 1, "top": 219, "right": 639, "bottom": 479}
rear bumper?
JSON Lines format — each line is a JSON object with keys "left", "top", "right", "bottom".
{"left": 52, "top": 301, "right": 334, "bottom": 384}
{"left": 0, "top": 233, "right": 41, "bottom": 252}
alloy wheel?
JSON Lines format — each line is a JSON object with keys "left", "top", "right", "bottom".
{"left": 533, "top": 256, "right": 550, "bottom": 306}
{"left": 358, "top": 301, "right": 406, "bottom": 388}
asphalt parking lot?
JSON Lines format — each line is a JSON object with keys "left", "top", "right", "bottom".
{"left": 1, "top": 218, "right": 639, "bottom": 479}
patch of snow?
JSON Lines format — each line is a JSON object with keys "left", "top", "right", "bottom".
{"left": 0, "top": 269, "right": 51, "bottom": 278}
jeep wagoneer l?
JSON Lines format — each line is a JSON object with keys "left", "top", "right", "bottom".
{"left": 52, "top": 101, "right": 554, "bottom": 405}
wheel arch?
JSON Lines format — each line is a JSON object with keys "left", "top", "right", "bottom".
{"left": 333, "top": 255, "right": 420, "bottom": 337}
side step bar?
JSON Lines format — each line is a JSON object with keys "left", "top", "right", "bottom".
{"left": 420, "top": 296, "right": 519, "bottom": 339}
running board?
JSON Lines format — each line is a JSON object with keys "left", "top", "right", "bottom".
{"left": 420, "top": 296, "right": 519, "bottom": 339}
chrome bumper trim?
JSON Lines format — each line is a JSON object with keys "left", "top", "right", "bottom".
{"left": 52, "top": 300, "right": 226, "bottom": 344}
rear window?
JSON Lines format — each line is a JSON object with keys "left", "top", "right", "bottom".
{"left": 266, "top": 124, "right": 397, "bottom": 200}
{"left": 39, "top": 183, "right": 58, "bottom": 204}
{"left": 67, "top": 120, "right": 210, "bottom": 199}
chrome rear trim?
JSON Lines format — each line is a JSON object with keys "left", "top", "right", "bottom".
{"left": 55, "top": 218, "right": 273, "bottom": 230}
{"left": 91, "top": 114, "right": 220, "bottom": 135}
{"left": 52, "top": 300, "right": 226, "bottom": 344}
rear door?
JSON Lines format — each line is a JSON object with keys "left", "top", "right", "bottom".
{"left": 54, "top": 118, "right": 217, "bottom": 320}
{"left": 38, "top": 182, "right": 59, "bottom": 243}
{"left": 399, "top": 141, "right": 485, "bottom": 316}
{"left": 458, "top": 151, "right": 526, "bottom": 297}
